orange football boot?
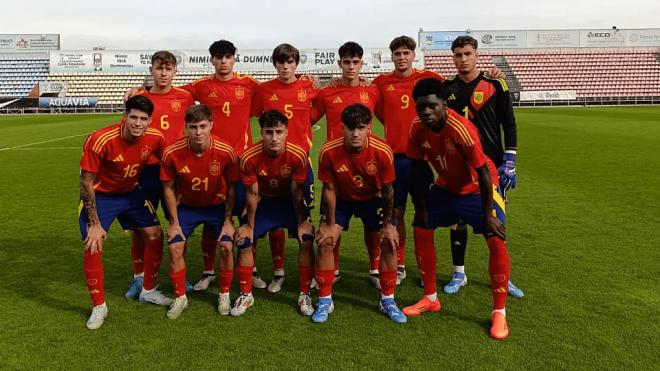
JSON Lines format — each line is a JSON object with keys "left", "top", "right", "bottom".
{"left": 490, "top": 311, "right": 509, "bottom": 340}
{"left": 402, "top": 296, "right": 442, "bottom": 316}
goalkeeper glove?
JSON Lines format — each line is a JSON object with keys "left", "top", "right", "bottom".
{"left": 497, "top": 151, "right": 517, "bottom": 191}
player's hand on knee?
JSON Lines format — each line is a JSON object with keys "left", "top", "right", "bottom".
{"left": 235, "top": 225, "right": 253, "bottom": 247}
{"left": 485, "top": 215, "right": 506, "bottom": 239}
{"left": 379, "top": 224, "right": 399, "bottom": 248}
{"left": 220, "top": 220, "right": 235, "bottom": 242}
{"left": 84, "top": 225, "right": 107, "bottom": 254}
{"left": 298, "top": 220, "right": 314, "bottom": 243}
{"left": 167, "top": 224, "right": 185, "bottom": 243}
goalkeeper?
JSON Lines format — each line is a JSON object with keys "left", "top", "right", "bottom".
{"left": 440, "top": 35, "right": 524, "bottom": 297}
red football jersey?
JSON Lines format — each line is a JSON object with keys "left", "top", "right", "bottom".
{"left": 407, "top": 108, "right": 499, "bottom": 195}
{"left": 181, "top": 73, "right": 260, "bottom": 155}
{"left": 240, "top": 141, "right": 309, "bottom": 198}
{"left": 80, "top": 122, "right": 165, "bottom": 194}
{"left": 318, "top": 134, "right": 395, "bottom": 202}
{"left": 160, "top": 136, "right": 239, "bottom": 207}
{"left": 311, "top": 83, "right": 381, "bottom": 141}
{"left": 251, "top": 77, "right": 318, "bottom": 152}
{"left": 372, "top": 69, "right": 445, "bottom": 154}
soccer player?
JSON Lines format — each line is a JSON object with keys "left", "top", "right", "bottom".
{"left": 79, "top": 96, "right": 171, "bottom": 330}
{"left": 160, "top": 105, "right": 238, "bottom": 319}
{"left": 372, "top": 36, "right": 443, "bottom": 284}
{"left": 311, "top": 41, "right": 383, "bottom": 288}
{"left": 233, "top": 110, "right": 315, "bottom": 316}
{"left": 402, "top": 78, "right": 511, "bottom": 340}
{"left": 313, "top": 104, "right": 405, "bottom": 324}
{"left": 249, "top": 43, "right": 318, "bottom": 293}
{"left": 125, "top": 51, "right": 195, "bottom": 300}
{"left": 441, "top": 36, "right": 523, "bottom": 298}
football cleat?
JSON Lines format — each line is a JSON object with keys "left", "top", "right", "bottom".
{"left": 311, "top": 298, "right": 334, "bottom": 323}
{"left": 298, "top": 294, "right": 315, "bottom": 316}
{"left": 217, "top": 293, "right": 231, "bottom": 315}
{"left": 139, "top": 288, "right": 174, "bottom": 306}
{"left": 267, "top": 275, "right": 285, "bottom": 293}
{"left": 402, "top": 296, "right": 442, "bottom": 316}
{"left": 333, "top": 273, "right": 342, "bottom": 283}
{"left": 508, "top": 281, "right": 525, "bottom": 298}
{"left": 230, "top": 293, "right": 254, "bottom": 317}
{"left": 252, "top": 272, "right": 267, "bottom": 289}
{"left": 166, "top": 296, "right": 188, "bottom": 320}
{"left": 86, "top": 303, "right": 108, "bottom": 330}
{"left": 379, "top": 298, "right": 407, "bottom": 324}
{"left": 124, "top": 276, "right": 143, "bottom": 300}
{"left": 193, "top": 273, "right": 216, "bottom": 292}
{"left": 186, "top": 281, "right": 193, "bottom": 294}
{"left": 369, "top": 273, "right": 381, "bottom": 290}
{"left": 443, "top": 272, "right": 467, "bottom": 294}
{"left": 396, "top": 267, "right": 407, "bottom": 285}
{"left": 490, "top": 311, "right": 509, "bottom": 340}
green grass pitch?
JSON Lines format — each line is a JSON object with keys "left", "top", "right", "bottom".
{"left": 0, "top": 107, "right": 658, "bottom": 369}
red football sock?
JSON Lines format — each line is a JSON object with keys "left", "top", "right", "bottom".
{"left": 269, "top": 229, "right": 286, "bottom": 272}
{"left": 237, "top": 265, "right": 253, "bottom": 294}
{"left": 333, "top": 235, "right": 341, "bottom": 271}
{"left": 83, "top": 250, "right": 105, "bottom": 306}
{"left": 201, "top": 228, "right": 218, "bottom": 272}
{"left": 487, "top": 236, "right": 510, "bottom": 310}
{"left": 299, "top": 265, "right": 313, "bottom": 294}
{"left": 315, "top": 268, "right": 335, "bottom": 297}
{"left": 364, "top": 230, "right": 381, "bottom": 271}
{"left": 218, "top": 269, "right": 233, "bottom": 294}
{"left": 397, "top": 241, "right": 406, "bottom": 267}
{"left": 142, "top": 236, "right": 164, "bottom": 291}
{"left": 379, "top": 269, "right": 397, "bottom": 296}
{"left": 130, "top": 235, "right": 145, "bottom": 275}
{"left": 169, "top": 267, "right": 187, "bottom": 297}
{"left": 414, "top": 227, "right": 437, "bottom": 295}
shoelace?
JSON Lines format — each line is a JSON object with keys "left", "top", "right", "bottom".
{"left": 301, "top": 296, "right": 312, "bottom": 306}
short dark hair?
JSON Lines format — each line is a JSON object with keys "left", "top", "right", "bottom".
{"left": 209, "top": 40, "right": 237, "bottom": 58}
{"left": 272, "top": 43, "right": 300, "bottom": 66}
{"left": 341, "top": 104, "right": 371, "bottom": 129}
{"left": 451, "top": 36, "right": 478, "bottom": 52}
{"left": 412, "top": 78, "right": 449, "bottom": 101}
{"left": 151, "top": 50, "right": 177, "bottom": 67}
{"left": 259, "top": 110, "right": 288, "bottom": 128}
{"left": 338, "top": 41, "right": 363, "bottom": 59}
{"left": 389, "top": 36, "right": 416, "bottom": 52}
{"left": 185, "top": 104, "right": 212, "bottom": 124}
{"left": 125, "top": 95, "right": 154, "bottom": 116}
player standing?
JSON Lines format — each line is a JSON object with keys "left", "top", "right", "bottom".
{"left": 232, "top": 110, "right": 315, "bottom": 316}
{"left": 249, "top": 43, "right": 318, "bottom": 293}
{"left": 441, "top": 36, "right": 523, "bottom": 298}
{"left": 311, "top": 41, "right": 383, "bottom": 288}
{"left": 160, "top": 105, "right": 238, "bottom": 319}
{"left": 79, "top": 96, "right": 171, "bottom": 330}
{"left": 402, "top": 78, "right": 511, "bottom": 340}
{"left": 313, "top": 104, "right": 405, "bottom": 323}
{"left": 125, "top": 51, "right": 195, "bottom": 300}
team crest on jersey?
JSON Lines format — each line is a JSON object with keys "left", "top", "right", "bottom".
{"left": 444, "top": 137, "right": 456, "bottom": 155}
{"left": 360, "top": 91, "right": 370, "bottom": 104}
{"left": 141, "top": 146, "right": 152, "bottom": 160}
{"left": 209, "top": 160, "right": 221, "bottom": 176}
{"left": 235, "top": 87, "right": 245, "bottom": 100}
{"left": 366, "top": 160, "right": 377, "bottom": 175}
{"left": 473, "top": 91, "right": 484, "bottom": 105}
{"left": 171, "top": 99, "right": 182, "bottom": 112}
{"left": 297, "top": 89, "right": 307, "bottom": 102}
{"left": 269, "top": 179, "right": 279, "bottom": 188}
{"left": 280, "top": 164, "right": 292, "bottom": 178}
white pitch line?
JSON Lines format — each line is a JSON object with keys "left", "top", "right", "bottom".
{"left": 3, "top": 147, "right": 81, "bottom": 151}
{"left": 312, "top": 124, "right": 321, "bottom": 131}
{"left": 0, "top": 133, "right": 89, "bottom": 152}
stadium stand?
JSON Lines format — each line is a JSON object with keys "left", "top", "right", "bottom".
{"left": 424, "top": 48, "right": 660, "bottom": 98}
{"left": 0, "top": 54, "right": 49, "bottom": 98}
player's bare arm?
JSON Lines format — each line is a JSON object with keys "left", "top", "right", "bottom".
{"left": 292, "top": 180, "right": 313, "bottom": 242}
{"left": 221, "top": 182, "right": 236, "bottom": 240}
{"left": 80, "top": 170, "right": 106, "bottom": 253}
{"left": 477, "top": 164, "right": 505, "bottom": 239}
{"left": 380, "top": 182, "right": 399, "bottom": 247}
{"left": 162, "top": 180, "right": 184, "bottom": 242}
{"left": 316, "top": 182, "right": 341, "bottom": 246}
{"left": 236, "top": 183, "right": 258, "bottom": 245}
{"left": 411, "top": 160, "right": 431, "bottom": 228}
